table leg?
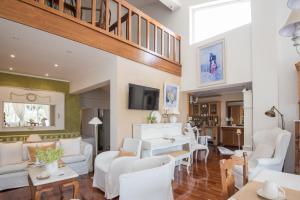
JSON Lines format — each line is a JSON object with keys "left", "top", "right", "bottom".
{"left": 34, "top": 190, "right": 41, "bottom": 200}
{"left": 59, "top": 185, "right": 63, "bottom": 200}
{"left": 62, "top": 180, "right": 80, "bottom": 199}
{"left": 73, "top": 180, "right": 79, "bottom": 198}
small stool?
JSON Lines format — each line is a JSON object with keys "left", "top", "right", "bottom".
{"left": 167, "top": 150, "right": 191, "bottom": 174}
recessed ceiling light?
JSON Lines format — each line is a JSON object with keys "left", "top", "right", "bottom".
{"left": 54, "top": 64, "right": 59, "bottom": 67}
{"left": 45, "top": 73, "right": 49, "bottom": 77}
{"left": 10, "top": 54, "right": 15, "bottom": 58}
{"left": 9, "top": 67, "right": 13, "bottom": 71}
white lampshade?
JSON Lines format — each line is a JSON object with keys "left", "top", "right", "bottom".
{"left": 89, "top": 117, "right": 102, "bottom": 125}
{"left": 26, "top": 134, "right": 42, "bottom": 142}
{"left": 288, "top": 0, "right": 300, "bottom": 9}
{"left": 279, "top": 10, "right": 300, "bottom": 37}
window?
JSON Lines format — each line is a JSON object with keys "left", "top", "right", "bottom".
{"left": 190, "top": 0, "right": 251, "bottom": 44}
{"left": 3, "top": 102, "right": 55, "bottom": 128}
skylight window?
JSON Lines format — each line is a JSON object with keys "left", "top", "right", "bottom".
{"left": 190, "top": 0, "right": 251, "bottom": 44}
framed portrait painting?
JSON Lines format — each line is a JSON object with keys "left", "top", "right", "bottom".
{"left": 198, "top": 40, "right": 225, "bottom": 86}
{"left": 164, "top": 83, "right": 179, "bottom": 109}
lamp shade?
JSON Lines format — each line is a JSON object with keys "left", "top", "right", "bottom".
{"left": 265, "top": 107, "right": 276, "bottom": 118}
{"left": 288, "top": 0, "right": 300, "bottom": 9}
{"left": 279, "top": 10, "right": 300, "bottom": 37}
{"left": 26, "top": 134, "right": 42, "bottom": 142}
{"left": 89, "top": 117, "right": 102, "bottom": 125}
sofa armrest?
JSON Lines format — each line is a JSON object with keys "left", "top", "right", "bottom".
{"left": 256, "top": 158, "right": 282, "bottom": 166}
{"left": 234, "top": 150, "right": 253, "bottom": 157}
{"left": 80, "top": 141, "right": 93, "bottom": 172}
{"left": 95, "top": 151, "right": 120, "bottom": 167}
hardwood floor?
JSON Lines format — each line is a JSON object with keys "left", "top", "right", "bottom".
{"left": 0, "top": 147, "right": 227, "bottom": 200}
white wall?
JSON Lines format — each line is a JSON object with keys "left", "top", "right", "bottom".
{"left": 137, "top": 0, "right": 299, "bottom": 172}
{"left": 276, "top": 0, "right": 299, "bottom": 172}
{"left": 138, "top": 0, "right": 252, "bottom": 92}
{"left": 70, "top": 56, "right": 117, "bottom": 94}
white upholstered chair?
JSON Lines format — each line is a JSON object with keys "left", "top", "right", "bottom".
{"left": 93, "top": 138, "right": 142, "bottom": 199}
{"left": 184, "top": 123, "right": 210, "bottom": 163}
{"left": 119, "top": 155, "right": 175, "bottom": 200}
{"left": 233, "top": 127, "right": 291, "bottom": 189}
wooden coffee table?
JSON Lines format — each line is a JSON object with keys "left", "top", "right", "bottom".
{"left": 28, "top": 165, "right": 79, "bottom": 200}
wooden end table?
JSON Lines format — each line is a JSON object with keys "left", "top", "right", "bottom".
{"left": 28, "top": 165, "right": 79, "bottom": 200}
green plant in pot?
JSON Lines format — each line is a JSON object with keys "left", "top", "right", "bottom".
{"left": 147, "top": 115, "right": 157, "bottom": 124}
{"left": 36, "top": 148, "right": 63, "bottom": 175}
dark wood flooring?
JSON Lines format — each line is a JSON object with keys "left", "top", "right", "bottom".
{"left": 0, "top": 147, "right": 227, "bottom": 200}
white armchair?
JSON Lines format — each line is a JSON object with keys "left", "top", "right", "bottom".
{"left": 93, "top": 138, "right": 142, "bottom": 199}
{"left": 233, "top": 127, "right": 291, "bottom": 189}
{"left": 119, "top": 155, "right": 175, "bottom": 200}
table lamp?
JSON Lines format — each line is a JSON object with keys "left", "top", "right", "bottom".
{"left": 26, "top": 134, "right": 42, "bottom": 143}
{"left": 89, "top": 117, "right": 102, "bottom": 155}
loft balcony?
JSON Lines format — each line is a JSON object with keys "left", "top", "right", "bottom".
{"left": 0, "top": 0, "right": 181, "bottom": 76}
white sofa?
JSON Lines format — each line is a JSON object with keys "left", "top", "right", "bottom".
{"left": 119, "top": 155, "right": 175, "bottom": 200}
{"left": 0, "top": 140, "right": 92, "bottom": 191}
{"left": 233, "top": 127, "right": 291, "bottom": 189}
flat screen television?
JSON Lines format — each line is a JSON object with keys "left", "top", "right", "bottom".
{"left": 128, "top": 83, "right": 159, "bottom": 110}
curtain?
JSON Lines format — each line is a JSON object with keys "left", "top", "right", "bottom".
{"left": 12, "top": 103, "right": 25, "bottom": 126}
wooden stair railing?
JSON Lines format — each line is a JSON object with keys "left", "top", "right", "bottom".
{"left": 0, "top": 0, "right": 181, "bottom": 75}
{"left": 43, "top": 0, "right": 181, "bottom": 65}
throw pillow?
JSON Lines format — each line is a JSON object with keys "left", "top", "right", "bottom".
{"left": 249, "top": 143, "right": 275, "bottom": 161}
{"left": 27, "top": 142, "right": 56, "bottom": 162}
{"left": 118, "top": 150, "right": 136, "bottom": 157}
{"left": 0, "top": 142, "right": 23, "bottom": 167}
{"left": 59, "top": 137, "right": 81, "bottom": 156}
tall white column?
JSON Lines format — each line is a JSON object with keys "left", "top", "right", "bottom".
{"left": 243, "top": 89, "right": 253, "bottom": 150}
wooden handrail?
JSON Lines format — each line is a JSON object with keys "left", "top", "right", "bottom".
{"left": 27, "top": 0, "right": 181, "bottom": 65}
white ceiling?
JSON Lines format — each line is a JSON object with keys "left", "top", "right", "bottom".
{"left": 127, "top": 0, "right": 158, "bottom": 8}
{"left": 0, "top": 18, "right": 116, "bottom": 83}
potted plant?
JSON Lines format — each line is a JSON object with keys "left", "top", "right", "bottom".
{"left": 36, "top": 148, "right": 63, "bottom": 175}
{"left": 147, "top": 115, "right": 156, "bottom": 124}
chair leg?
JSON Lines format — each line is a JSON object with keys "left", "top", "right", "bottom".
{"left": 195, "top": 150, "right": 198, "bottom": 161}
{"left": 187, "top": 156, "right": 190, "bottom": 175}
{"left": 205, "top": 148, "right": 209, "bottom": 163}
{"left": 178, "top": 160, "right": 181, "bottom": 171}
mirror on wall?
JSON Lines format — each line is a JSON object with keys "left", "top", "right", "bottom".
{"left": 226, "top": 101, "right": 244, "bottom": 126}
{"left": 0, "top": 86, "right": 65, "bottom": 132}
{"left": 3, "top": 102, "right": 55, "bottom": 128}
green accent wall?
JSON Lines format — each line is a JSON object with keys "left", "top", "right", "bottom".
{"left": 0, "top": 72, "right": 80, "bottom": 137}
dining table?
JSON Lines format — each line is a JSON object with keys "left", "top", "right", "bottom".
{"left": 229, "top": 169, "right": 300, "bottom": 200}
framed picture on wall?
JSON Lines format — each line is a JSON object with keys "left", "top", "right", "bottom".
{"left": 198, "top": 39, "right": 225, "bottom": 87}
{"left": 163, "top": 83, "right": 179, "bottom": 110}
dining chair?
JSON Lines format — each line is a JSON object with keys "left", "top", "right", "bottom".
{"left": 184, "top": 123, "right": 210, "bottom": 163}
{"left": 220, "top": 152, "right": 248, "bottom": 198}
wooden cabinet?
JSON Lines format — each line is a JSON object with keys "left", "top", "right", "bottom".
{"left": 295, "top": 121, "right": 300, "bottom": 174}
{"left": 221, "top": 127, "right": 244, "bottom": 147}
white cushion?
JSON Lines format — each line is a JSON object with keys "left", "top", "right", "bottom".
{"left": 0, "top": 142, "right": 23, "bottom": 166}
{"left": 0, "top": 161, "right": 28, "bottom": 175}
{"left": 61, "top": 155, "right": 86, "bottom": 164}
{"left": 59, "top": 137, "right": 81, "bottom": 156}
{"left": 250, "top": 143, "right": 275, "bottom": 161}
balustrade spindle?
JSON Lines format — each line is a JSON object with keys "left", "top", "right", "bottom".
{"left": 105, "top": 0, "right": 110, "bottom": 31}
{"left": 76, "top": 0, "right": 81, "bottom": 19}
{"left": 59, "top": 0, "right": 64, "bottom": 11}
{"left": 92, "top": 0, "right": 96, "bottom": 26}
